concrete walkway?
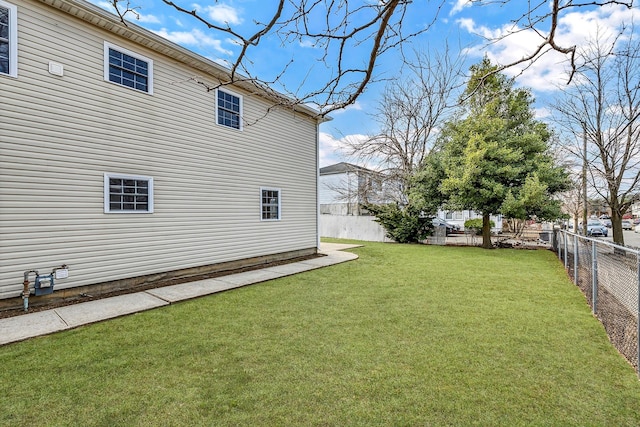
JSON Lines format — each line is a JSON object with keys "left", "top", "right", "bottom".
{"left": 0, "top": 243, "right": 361, "bottom": 346}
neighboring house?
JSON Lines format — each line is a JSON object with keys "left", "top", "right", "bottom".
{"left": 318, "top": 162, "right": 503, "bottom": 239}
{"left": 632, "top": 202, "right": 640, "bottom": 219}
{"left": 319, "top": 162, "right": 393, "bottom": 242}
{"left": 0, "top": 0, "right": 324, "bottom": 302}
{"left": 319, "top": 162, "right": 386, "bottom": 215}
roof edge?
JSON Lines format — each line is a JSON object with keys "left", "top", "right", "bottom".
{"left": 38, "top": 0, "right": 327, "bottom": 122}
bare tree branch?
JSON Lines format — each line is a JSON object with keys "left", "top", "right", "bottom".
{"left": 109, "top": 0, "right": 139, "bottom": 25}
{"left": 109, "top": 0, "right": 633, "bottom": 117}
{"left": 551, "top": 25, "right": 640, "bottom": 245}
{"left": 342, "top": 45, "right": 465, "bottom": 203}
{"left": 461, "top": 0, "right": 633, "bottom": 102}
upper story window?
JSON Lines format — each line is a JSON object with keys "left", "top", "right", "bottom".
{"left": 0, "top": 0, "right": 17, "bottom": 78}
{"left": 104, "top": 173, "right": 154, "bottom": 213}
{"left": 217, "top": 88, "right": 242, "bottom": 130}
{"left": 261, "top": 187, "right": 281, "bottom": 221}
{"left": 104, "top": 42, "right": 153, "bottom": 94}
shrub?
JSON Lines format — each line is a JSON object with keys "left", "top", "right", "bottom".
{"left": 364, "top": 204, "right": 433, "bottom": 243}
{"left": 464, "top": 218, "right": 495, "bottom": 235}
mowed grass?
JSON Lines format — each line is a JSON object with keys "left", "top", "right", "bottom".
{"left": 1, "top": 241, "right": 640, "bottom": 426}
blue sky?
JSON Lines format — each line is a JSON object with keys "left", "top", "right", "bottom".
{"left": 93, "top": 0, "right": 639, "bottom": 167}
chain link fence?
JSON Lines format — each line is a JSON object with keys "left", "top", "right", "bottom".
{"left": 427, "top": 225, "right": 447, "bottom": 245}
{"left": 554, "top": 229, "right": 640, "bottom": 376}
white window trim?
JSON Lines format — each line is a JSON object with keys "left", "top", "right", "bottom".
{"left": 0, "top": 0, "right": 17, "bottom": 78}
{"left": 216, "top": 88, "right": 243, "bottom": 131}
{"left": 103, "top": 41, "right": 153, "bottom": 94}
{"left": 260, "top": 187, "right": 281, "bottom": 221}
{"left": 104, "top": 173, "right": 154, "bottom": 214}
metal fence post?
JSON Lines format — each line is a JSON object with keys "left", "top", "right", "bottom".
{"left": 592, "top": 240, "right": 598, "bottom": 314}
{"left": 564, "top": 233, "right": 569, "bottom": 270}
{"left": 574, "top": 234, "right": 578, "bottom": 284}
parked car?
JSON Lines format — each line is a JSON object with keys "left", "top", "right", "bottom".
{"left": 432, "top": 218, "right": 460, "bottom": 235}
{"left": 600, "top": 217, "right": 612, "bottom": 228}
{"left": 622, "top": 219, "right": 633, "bottom": 230}
{"left": 579, "top": 220, "right": 608, "bottom": 237}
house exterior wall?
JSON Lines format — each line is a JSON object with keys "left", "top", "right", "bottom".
{"left": 0, "top": 0, "right": 319, "bottom": 299}
{"left": 319, "top": 172, "right": 357, "bottom": 204}
{"left": 319, "top": 169, "right": 386, "bottom": 216}
{"left": 319, "top": 172, "right": 359, "bottom": 215}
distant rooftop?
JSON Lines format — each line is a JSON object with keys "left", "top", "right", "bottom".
{"left": 319, "top": 162, "right": 375, "bottom": 175}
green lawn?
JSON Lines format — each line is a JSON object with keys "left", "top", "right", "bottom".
{"left": 1, "top": 241, "right": 639, "bottom": 426}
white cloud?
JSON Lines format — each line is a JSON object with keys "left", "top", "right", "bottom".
{"left": 457, "top": 4, "right": 639, "bottom": 93}
{"left": 456, "top": 17, "right": 475, "bottom": 34}
{"left": 299, "top": 39, "right": 316, "bottom": 48}
{"left": 449, "top": 0, "right": 472, "bottom": 17}
{"left": 533, "top": 107, "right": 551, "bottom": 119}
{"left": 96, "top": 1, "right": 113, "bottom": 10}
{"left": 558, "top": 6, "right": 639, "bottom": 46}
{"left": 94, "top": 1, "right": 159, "bottom": 24}
{"left": 329, "top": 101, "right": 364, "bottom": 115}
{"left": 204, "top": 3, "right": 242, "bottom": 26}
{"left": 154, "top": 28, "right": 233, "bottom": 56}
{"left": 319, "top": 132, "right": 368, "bottom": 167}
{"left": 136, "top": 13, "right": 161, "bottom": 24}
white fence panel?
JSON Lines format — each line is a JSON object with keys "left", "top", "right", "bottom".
{"left": 320, "top": 215, "right": 393, "bottom": 242}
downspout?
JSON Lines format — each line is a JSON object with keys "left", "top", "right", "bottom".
{"left": 316, "top": 122, "right": 320, "bottom": 251}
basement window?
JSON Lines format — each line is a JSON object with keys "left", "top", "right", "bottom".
{"left": 104, "top": 173, "right": 154, "bottom": 213}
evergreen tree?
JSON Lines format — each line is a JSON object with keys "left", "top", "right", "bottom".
{"left": 413, "top": 58, "right": 568, "bottom": 248}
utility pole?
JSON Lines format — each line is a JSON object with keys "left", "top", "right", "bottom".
{"left": 582, "top": 122, "right": 588, "bottom": 236}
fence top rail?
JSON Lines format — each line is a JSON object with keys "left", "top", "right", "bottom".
{"left": 558, "top": 229, "right": 640, "bottom": 256}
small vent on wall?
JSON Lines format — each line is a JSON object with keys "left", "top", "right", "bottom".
{"left": 48, "top": 62, "right": 64, "bottom": 76}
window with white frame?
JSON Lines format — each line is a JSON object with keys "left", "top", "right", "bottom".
{"left": 0, "top": 0, "right": 17, "bottom": 78}
{"left": 217, "top": 88, "right": 242, "bottom": 130}
{"left": 104, "top": 42, "right": 153, "bottom": 93}
{"left": 260, "top": 188, "right": 280, "bottom": 221}
{"left": 104, "top": 173, "right": 154, "bottom": 213}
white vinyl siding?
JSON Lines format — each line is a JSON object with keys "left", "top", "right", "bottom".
{"left": 319, "top": 172, "right": 358, "bottom": 205}
{"left": 0, "top": 0, "right": 17, "bottom": 77}
{"left": 0, "top": 0, "right": 319, "bottom": 299}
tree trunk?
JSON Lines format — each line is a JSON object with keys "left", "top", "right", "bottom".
{"left": 482, "top": 213, "right": 493, "bottom": 249}
{"left": 610, "top": 207, "right": 625, "bottom": 246}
